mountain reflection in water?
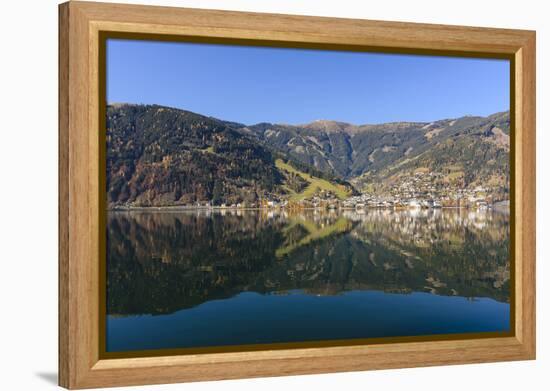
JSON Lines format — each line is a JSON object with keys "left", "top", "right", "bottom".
{"left": 106, "top": 208, "right": 510, "bottom": 351}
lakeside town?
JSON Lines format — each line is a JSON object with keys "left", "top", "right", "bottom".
{"left": 112, "top": 170, "right": 508, "bottom": 212}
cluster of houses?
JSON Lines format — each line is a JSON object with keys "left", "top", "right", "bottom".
{"left": 189, "top": 172, "right": 506, "bottom": 211}
{"left": 343, "top": 171, "right": 506, "bottom": 210}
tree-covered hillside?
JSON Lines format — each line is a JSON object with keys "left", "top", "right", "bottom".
{"left": 107, "top": 104, "right": 282, "bottom": 207}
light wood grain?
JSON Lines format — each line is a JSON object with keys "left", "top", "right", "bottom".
{"left": 58, "top": 3, "right": 70, "bottom": 387}
{"left": 515, "top": 36, "right": 536, "bottom": 352}
{"left": 59, "top": 1, "right": 536, "bottom": 388}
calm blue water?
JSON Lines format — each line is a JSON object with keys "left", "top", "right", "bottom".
{"left": 106, "top": 209, "right": 510, "bottom": 352}
{"left": 107, "top": 289, "right": 509, "bottom": 352}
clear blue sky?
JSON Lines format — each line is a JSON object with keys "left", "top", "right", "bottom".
{"left": 107, "top": 39, "right": 509, "bottom": 125}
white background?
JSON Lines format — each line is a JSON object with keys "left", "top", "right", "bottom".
{"left": 0, "top": 0, "right": 547, "bottom": 389}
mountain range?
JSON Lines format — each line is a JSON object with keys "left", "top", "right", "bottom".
{"left": 106, "top": 104, "right": 510, "bottom": 208}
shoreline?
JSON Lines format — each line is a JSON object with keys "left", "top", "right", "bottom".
{"left": 108, "top": 204, "right": 509, "bottom": 212}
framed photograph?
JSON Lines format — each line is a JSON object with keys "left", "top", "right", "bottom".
{"left": 59, "top": 1, "right": 536, "bottom": 389}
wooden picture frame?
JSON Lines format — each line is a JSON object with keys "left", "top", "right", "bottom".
{"left": 59, "top": 1, "right": 536, "bottom": 389}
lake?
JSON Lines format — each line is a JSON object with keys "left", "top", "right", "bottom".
{"left": 106, "top": 208, "right": 510, "bottom": 352}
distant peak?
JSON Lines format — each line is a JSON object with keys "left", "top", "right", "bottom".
{"left": 301, "top": 119, "right": 354, "bottom": 133}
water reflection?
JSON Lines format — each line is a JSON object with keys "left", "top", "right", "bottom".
{"left": 107, "top": 209, "right": 510, "bottom": 316}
